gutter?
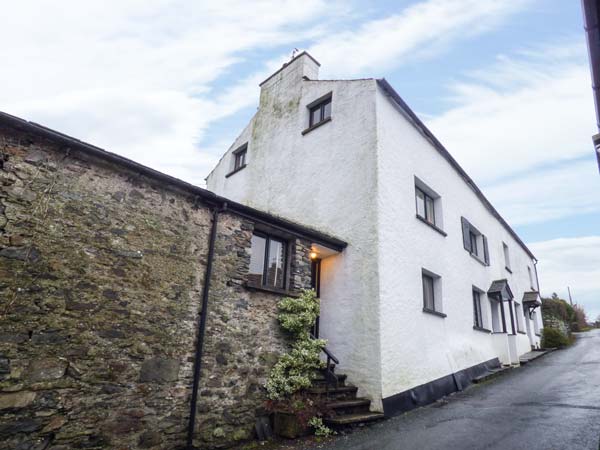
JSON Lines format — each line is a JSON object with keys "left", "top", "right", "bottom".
{"left": 186, "top": 203, "right": 224, "bottom": 449}
{"left": 582, "top": 0, "right": 600, "bottom": 171}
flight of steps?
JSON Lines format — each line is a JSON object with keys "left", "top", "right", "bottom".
{"left": 306, "top": 366, "right": 385, "bottom": 428}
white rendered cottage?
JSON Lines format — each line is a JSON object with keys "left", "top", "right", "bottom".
{"left": 206, "top": 52, "right": 544, "bottom": 415}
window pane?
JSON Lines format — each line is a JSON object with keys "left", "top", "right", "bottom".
{"left": 473, "top": 291, "right": 482, "bottom": 327}
{"left": 425, "top": 195, "right": 435, "bottom": 224}
{"left": 322, "top": 100, "right": 331, "bottom": 120}
{"left": 310, "top": 107, "right": 321, "bottom": 126}
{"left": 416, "top": 189, "right": 425, "bottom": 218}
{"left": 248, "top": 235, "right": 266, "bottom": 285}
{"left": 266, "top": 238, "right": 285, "bottom": 288}
{"left": 422, "top": 275, "right": 435, "bottom": 310}
{"left": 470, "top": 232, "right": 478, "bottom": 256}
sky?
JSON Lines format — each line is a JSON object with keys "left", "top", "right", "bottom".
{"left": 2, "top": 0, "right": 599, "bottom": 320}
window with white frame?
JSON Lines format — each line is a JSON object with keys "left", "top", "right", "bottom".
{"left": 527, "top": 266, "right": 535, "bottom": 290}
{"left": 514, "top": 302, "right": 524, "bottom": 332}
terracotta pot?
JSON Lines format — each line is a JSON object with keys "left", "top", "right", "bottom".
{"left": 273, "top": 411, "right": 309, "bottom": 439}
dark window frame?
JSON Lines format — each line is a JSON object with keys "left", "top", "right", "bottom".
{"left": 469, "top": 231, "right": 478, "bottom": 257}
{"left": 415, "top": 186, "right": 436, "bottom": 225}
{"left": 473, "top": 289, "right": 483, "bottom": 328}
{"left": 308, "top": 95, "right": 332, "bottom": 127}
{"left": 248, "top": 231, "right": 288, "bottom": 290}
{"left": 422, "top": 270, "right": 446, "bottom": 317}
{"left": 461, "top": 217, "right": 489, "bottom": 265}
{"left": 226, "top": 143, "right": 248, "bottom": 178}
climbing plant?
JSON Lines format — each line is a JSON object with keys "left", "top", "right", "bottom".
{"left": 266, "top": 289, "right": 326, "bottom": 400}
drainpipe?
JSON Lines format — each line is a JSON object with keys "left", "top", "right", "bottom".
{"left": 186, "top": 202, "right": 226, "bottom": 449}
{"left": 581, "top": 0, "right": 600, "bottom": 170}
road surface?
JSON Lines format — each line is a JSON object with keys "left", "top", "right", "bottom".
{"left": 319, "top": 330, "right": 600, "bottom": 450}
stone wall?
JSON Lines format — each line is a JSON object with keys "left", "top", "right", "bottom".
{"left": 543, "top": 315, "right": 569, "bottom": 337}
{"left": 0, "top": 124, "right": 313, "bottom": 449}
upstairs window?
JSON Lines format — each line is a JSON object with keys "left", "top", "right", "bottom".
{"left": 416, "top": 187, "right": 435, "bottom": 225}
{"left": 226, "top": 143, "right": 248, "bottom": 177}
{"left": 461, "top": 217, "right": 489, "bottom": 265}
{"left": 248, "top": 233, "right": 287, "bottom": 289}
{"left": 503, "top": 243, "right": 511, "bottom": 272}
{"left": 309, "top": 96, "right": 332, "bottom": 127}
{"left": 527, "top": 266, "right": 535, "bottom": 290}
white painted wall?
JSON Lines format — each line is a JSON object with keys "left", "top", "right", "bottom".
{"left": 374, "top": 84, "right": 541, "bottom": 397}
{"left": 207, "top": 54, "right": 543, "bottom": 408}
{"left": 206, "top": 54, "right": 385, "bottom": 408}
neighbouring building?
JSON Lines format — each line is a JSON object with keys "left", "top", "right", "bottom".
{"left": 0, "top": 112, "right": 345, "bottom": 449}
{"left": 206, "top": 52, "right": 544, "bottom": 415}
{"left": 582, "top": 0, "right": 600, "bottom": 170}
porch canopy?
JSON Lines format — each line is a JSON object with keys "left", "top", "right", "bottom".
{"left": 522, "top": 291, "right": 542, "bottom": 317}
{"left": 487, "top": 279, "right": 514, "bottom": 302}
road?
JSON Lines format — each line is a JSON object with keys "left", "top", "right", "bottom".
{"left": 319, "top": 330, "right": 600, "bottom": 450}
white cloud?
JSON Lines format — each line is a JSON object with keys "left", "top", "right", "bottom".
{"left": 529, "top": 236, "right": 600, "bottom": 321}
{"left": 427, "top": 40, "right": 597, "bottom": 182}
{"left": 0, "top": 0, "right": 336, "bottom": 185}
{"left": 482, "top": 159, "right": 600, "bottom": 226}
{"left": 310, "top": 0, "right": 533, "bottom": 78}
{"left": 0, "top": 0, "right": 533, "bottom": 186}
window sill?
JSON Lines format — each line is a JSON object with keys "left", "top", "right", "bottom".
{"left": 301, "top": 117, "right": 332, "bottom": 135}
{"left": 469, "top": 252, "right": 487, "bottom": 267}
{"left": 225, "top": 164, "right": 247, "bottom": 178}
{"left": 517, "top": 330, "right": 527, "bottom": 335}
{"left": 505, "top": 266, "right": 512, "bottom": 274}
{"left": 422, "top": 307, "right": 446, "bottom": 318}
{"left": 415, "top": 215, "right": 447, "bottom": 237}
{"left": 244, "top": 282, "right": 298, "bottom": 297}
{"left": 535, "top": 333, "right": 541, "bottom": 337}
{"left": 473, "top": 326, "right": 491, "bottom": 333}
{"left": 491, "top": 331, "right": 507, "bottom": 334}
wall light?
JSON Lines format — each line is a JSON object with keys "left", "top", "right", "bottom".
{"left": 309, "top": 251, "right": 318, "bottom": 260}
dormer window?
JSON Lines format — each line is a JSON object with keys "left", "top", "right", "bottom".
{"left": 226, "top": 143, "right": 247, "bottom": 178}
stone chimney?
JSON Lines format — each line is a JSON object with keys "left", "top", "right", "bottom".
{"left": 259, "top": 52, "right": 320, "bottom": 103}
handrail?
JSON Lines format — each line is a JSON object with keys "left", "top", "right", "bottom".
{"left": 310, "top": 333, "right": 339, "bottom": 364}
{"left": 310, "top": 334, "right": 340, "bottom": 398}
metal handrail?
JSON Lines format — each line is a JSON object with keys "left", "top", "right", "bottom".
{"left": 311, "top": 334, "right": 339, "bottom": 398}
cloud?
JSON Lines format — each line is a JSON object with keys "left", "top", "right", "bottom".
{"left": 529, "top": 236, "right": 600, "bottom": 321}
{"left": 0, "top": 0, "right": 533, "bottom": 186}
{"left": 482, "top": 159, "right": 600, "bottom": 226}
{"left": 427, "top": 40, "right": 597, "bottom": 182}
{"left": 310, "top": 0, "right": 533, "bottom": 77}
{"left": 0, "top": 0, "right": 336, "bottom": 185}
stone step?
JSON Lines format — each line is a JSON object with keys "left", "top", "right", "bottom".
{"left": 306, "top": 385, "right": 358, "bottom": 399}
{"left": 312, "top": 373, "right": 347, "bottom": 386}
{"left": 472, "top": 366, "right": 512, "bottom": 384}
{"left": 324, "top": 412, "right": 385, "bottom": 426}
{"left": 326, "top": 398, "right": 371, "bottom": 415}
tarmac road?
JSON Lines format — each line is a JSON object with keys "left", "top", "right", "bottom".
{"left": 319, "top": 330, "right": 600, "bottom": 450}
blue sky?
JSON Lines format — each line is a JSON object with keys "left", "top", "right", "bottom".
{"left": 2, "top": 0, "right": 599, "bottom": 319}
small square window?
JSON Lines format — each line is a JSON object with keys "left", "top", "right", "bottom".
{"left": 461, "top": 217, "right": 489, "bottom": 265}
{"left": 308, "top": 95, "right": 332, "bottom": 127}
{"left": 226, "top": 143, "right": 248, "bottom": 177}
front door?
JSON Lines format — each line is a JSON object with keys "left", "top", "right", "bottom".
{"left": 311, "top": 259, "right": 321, "bottom": 337}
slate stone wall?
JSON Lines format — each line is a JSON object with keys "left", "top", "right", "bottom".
{"left": 0, "top": 124, "right": 313, "bottom": 449}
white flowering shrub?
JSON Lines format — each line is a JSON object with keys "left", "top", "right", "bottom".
{"left": 266, "top": 289, "right": 326, "bottom": 400}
